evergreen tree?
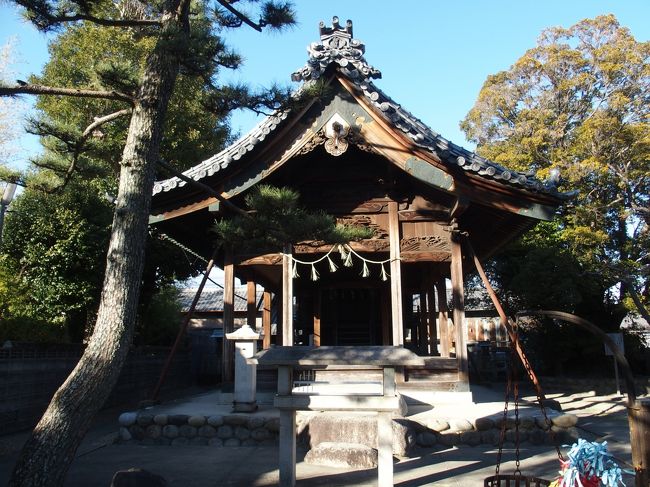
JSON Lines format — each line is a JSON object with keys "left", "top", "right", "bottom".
{"left": 0, "top": 1, "right": 295, "bottom": 484}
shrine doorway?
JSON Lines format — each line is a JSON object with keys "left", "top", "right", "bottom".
{"left": 320, "top": 288, "right": 384, "bottom": 346}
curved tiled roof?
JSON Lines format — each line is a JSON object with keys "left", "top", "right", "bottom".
{"left": 154, "top": 16, "right": 566, "bottom": 199}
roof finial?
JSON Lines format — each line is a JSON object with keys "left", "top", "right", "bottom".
{"left": 319, "top": 16, "right": 353, "bottom": 40}
{"left": 291, "top": 17, "right": 381, "bottom": 83}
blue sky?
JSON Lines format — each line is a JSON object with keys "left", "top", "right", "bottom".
{"left": 1, "top": 1, "right": 648, "bottom": 286}
{"left": 1, "top": 0, "right": 649, "bottom": 169}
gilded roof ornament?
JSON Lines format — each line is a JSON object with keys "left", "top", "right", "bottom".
{"left": 292, "top": 16, "right": 381, "bottom": 83}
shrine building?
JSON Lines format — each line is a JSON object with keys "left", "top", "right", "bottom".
{"left": 149, "top": 17, "right": 568, "bottom": 394}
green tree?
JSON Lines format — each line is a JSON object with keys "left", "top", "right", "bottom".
{"left": 461, "top": 15, "right": 650, "bottom": 325}
{"left": 0, "top": 1, "right": 295, "bottom": 485}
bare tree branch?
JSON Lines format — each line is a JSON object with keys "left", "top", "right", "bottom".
{"left": 215, "top": 0, "right": 262, "bottom": 31}
{"left": 0, "top": 83, "right": 134, "bottom": 105}
{"left": 59, "top": 108, "right": 133, "bottom": 188}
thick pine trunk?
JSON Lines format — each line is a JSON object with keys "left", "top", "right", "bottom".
{"left": 8, "top": 5, "right": 186, "bottom": 486}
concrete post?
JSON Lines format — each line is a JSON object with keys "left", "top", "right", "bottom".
{"left": 277, "top": 365, "right": 296, "bottom": 487}
{"left": 225, "top": 325, "right": 260, "bottom": 412}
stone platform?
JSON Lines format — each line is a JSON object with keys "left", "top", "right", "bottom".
{"left": 117, "top": 386, "right": 581, "bottom": 452}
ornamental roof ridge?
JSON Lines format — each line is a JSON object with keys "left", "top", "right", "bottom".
{"left": 350, "top": 75, "right": 570, "bottom": 198}
{"left": 291, "top": 16, "right": 381, "bottom": 83}
{"left": 152, "top": 109, "right": 290, "bottom": 195}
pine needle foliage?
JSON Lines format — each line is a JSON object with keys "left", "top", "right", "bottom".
{"left": 212, "top": 185, "right": 374, "bottom": 252}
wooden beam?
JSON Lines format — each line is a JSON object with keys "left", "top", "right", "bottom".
{"left": 313, "top": 292, "right": 321, "bottom": 347}
{"left": 450, "top": 196, "right": 470, "bottom": 219}
{"left": 450, "top": 234, "right": 469, "bottom": 383}
{"left": 262, "top": 290, "right": 272, "bottom": 350}
{"left": 388, "top": 202, "right": 404, "bottom": 346}
{"left": 436, "top": 278, "right": 450, "bottom": 358}
{"left": 222, "top": 250, "right": 235, "bottom": 382}
{"left": 282, "top": 243, "right": 294, "bottom": 346}
{"left": 247, "top": 281, "right": 257, "bottom": 329}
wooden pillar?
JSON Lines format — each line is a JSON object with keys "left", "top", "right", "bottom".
{"left": 436, "top": 278, "right": 450, "bottom": 358}
{"left": 427, "top": 286, "right": 439, "bottom": 355}
{"left": 381, "top": 287, "right": 391, "bottom": 345}
{"left": 282, "top": 243, "right": 294, "bottom": 346}
{"left": 418, "top": 287, "right": 430, "bottom": 355}
{"left": 630, "top": 398, "right": 650, "bottom": 487}
{"left": 450, "top": 234, "right": 469, "bottom": 382}
{"left": 247, "top": 281, "right": 257, "bottom": 329}
{"left": 262, "top": 290, "right": 272, "bottom": 349}
{"left": 222, "top": 250, "right": 235, "bottom": 382}
{"left": 313, "top": 292, "right": 321, "bottom": 346}
{"left": 388, "top": 202, "right": 404, "bottom": 346}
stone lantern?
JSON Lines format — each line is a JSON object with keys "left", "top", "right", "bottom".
{"left": 226, "top": 324, "right": 260, "bottom": 412}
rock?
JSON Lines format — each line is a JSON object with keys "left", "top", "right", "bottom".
{"left": 110, "top": 468, "right": 167, "bottom": 487}
{"left": 529, "top": 429, "right": 546, "bottom": 445}
{"left": 198, "top": 425, "right": 217, "bottom": 438}
{"left": 247, "top": 417, "right": 266, "bottom": 430}
{"left": 417, "top": 431, "right": 437, "bottom": 447}
{"left": 519, "top": 417, "right": 536, "bottom": 430}
{"left": 168, "top": 415, "right": 189, "bottom": 426}
{"left": 153, "top": 414, "right": 168, "bottom": 426}
{"left": 265, "top": 418, "right": 280, "bottom": 432}
{"left": 551, "top": 414, "right": 578, "bottom": 428}
{"left": 119, "top": 427, "right": 132, "bottom": 442}
{"left": 305, "top": 442, "right": 378, "bottom": 469}
{"left": 251, "top": 428, "right": 271, "bottom": 441}
{"left": 535, "top": 416, "right": 552, "bottom": 430}
{"left": 190, "top": 437, "right": 208, "bottom": 446}
{"left": 208, "top": 438, "right": 223, "bottom": 447}
{"left": 449, "top": 419, "right": 473, "bottom": 432}
{"left": 497, "top": 417, "right": 517, "bottom": 430}
{"left": 162, "top": 425, "right": 179, "bottom": 439}
{"left": 505, "top": 430, "right": 528, "bottom": 443}
{"left": 136, "top": 414, "right": 154, "bottom": 426}
{"left": 146, "top": 425, "right": 162, "bottom": 440}
{"left": 392, "top": 419, "right": 416, "bottom": 456}
{"left": 302, "top": 413, "right": 415, "bottom": 456}
{"left": 171, "top": 437, "right": 189, "bottom": 446}
{"left": 224, "top": 438, "right": 241, "bottom": 447}
{"left": 480, "top": 429, "right": 500, "bottom": 446}
{"left": 207, "top": 415, "right": 224, "bottom": 427}
{"left": 437, "top": 432, "right": 460, "bottom": 447}
{"left": 460, "top": 431, "right": 482, "bottom": 446}
{"left": 425, "top": 419, "right": 450, "bottom": 432}
{"left": 473, "top": 417, "right": 494, "bottom": 431}
{"left": 224, "top": 414, "right": 248, "bottom": 426}
{"left": 118, "top": 412, "right": 138, "bottom": 427}
{"left": 235, "top": 426, "right": 251, "bottom": 440}
{"left": 242, "top": 439, "right": 257, "bottom": 447}
{"left": 179, "top": 425, "right": 197, "bottom": 438}
{"left": 129, "top": 426, "right": 145, "bottom": 441}
{"left": 217, "top": 425, "right": 234, "bottom": 439}
{"left": 188, "top": 415, "right": 206, "bottom": 427}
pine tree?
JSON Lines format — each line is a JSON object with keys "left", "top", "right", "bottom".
{"left": 0, "top": 1, "right": 295, "bottom": 485}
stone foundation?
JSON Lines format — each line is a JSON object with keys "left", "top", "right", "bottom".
{"left": 118, "top": 412, "right": 279, "bottom": 446}
{"left": 117, "top": 410, "right": 581, "bottom": 451}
